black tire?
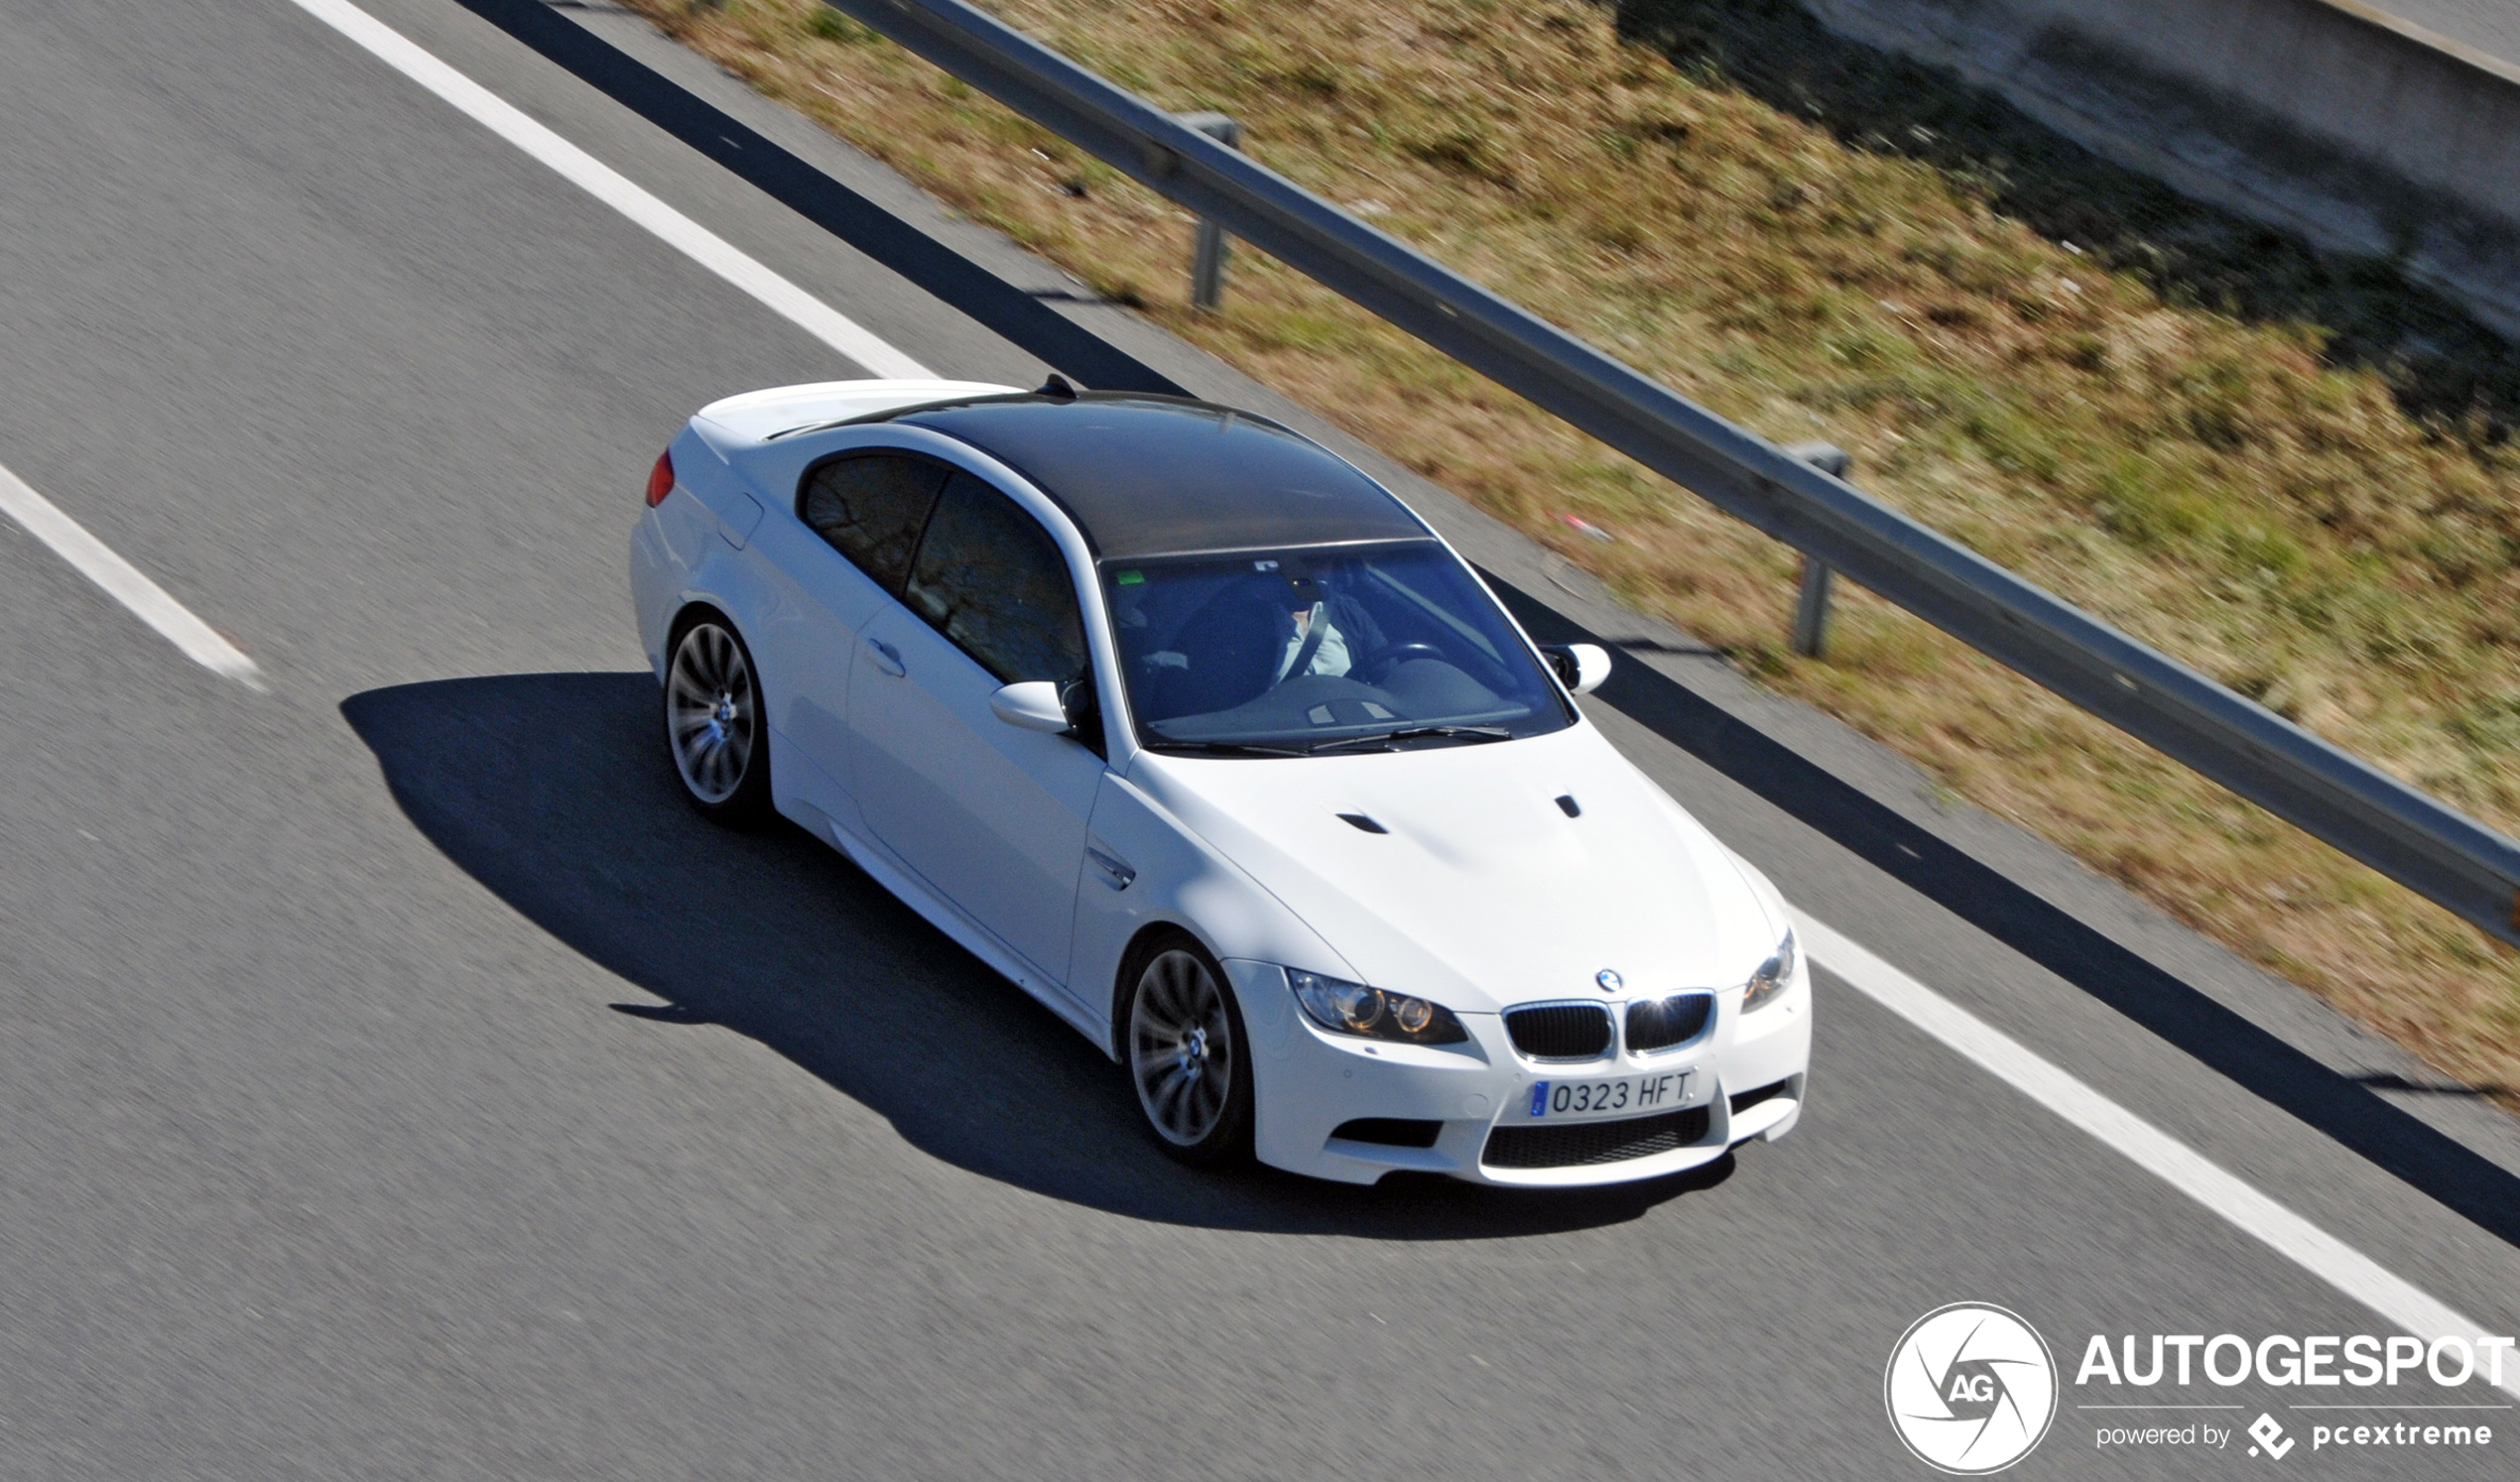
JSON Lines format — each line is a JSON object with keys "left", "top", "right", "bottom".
{"left": 663, "top": 609, "right": 773, "bottom": 825}
{"left": 1122, "top": 930, "right": 1254, "bottom": 1167}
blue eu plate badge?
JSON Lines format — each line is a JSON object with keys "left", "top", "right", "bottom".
{"left": 1529, "top": 1082, "right": 1550, "bottom": 1117}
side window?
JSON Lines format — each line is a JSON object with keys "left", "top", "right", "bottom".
{"left": 904, "top": 472, "right": 1087, "bottom": 684}
{"left": 800, "top": 453, "right": 950, "bottom": 592}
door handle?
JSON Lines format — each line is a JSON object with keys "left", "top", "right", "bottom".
{"left": 864, "top": 636, "right": 905, "bottom": 677}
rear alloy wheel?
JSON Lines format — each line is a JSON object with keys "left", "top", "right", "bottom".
{"left": 665, "top": 615, "right": 771, "bottom": 823}
{"left": 1127, "top": 936, "right": 1253, "bottom": 1165}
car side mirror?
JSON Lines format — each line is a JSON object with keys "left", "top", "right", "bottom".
{"left": 990, "top": 680, "right": 1072, "bottom": 733}
{"left": 1540, "top": 643, "right": 1612, "bottom": 694}
{"left": 1059, "top": 678, "right": 1097, "bottom": 731}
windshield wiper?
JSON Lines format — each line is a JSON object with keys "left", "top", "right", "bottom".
{"left": 1308, "top": 725, "right": 1514, "bottom": 755}
{"left": 1141, "top": 739, "right": 1308, "bottom": 758}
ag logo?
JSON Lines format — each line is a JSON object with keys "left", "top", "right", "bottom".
{"left": 1884, "top": 1302, "right": 2058, "bottom": 1473}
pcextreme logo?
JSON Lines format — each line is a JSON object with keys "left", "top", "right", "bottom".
{"left": 1885, "top": 1303, "right": 2061, "bottom": 1473}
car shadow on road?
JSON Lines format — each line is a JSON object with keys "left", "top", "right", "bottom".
{"left": 342, "top": 672, "right": 1728, "bottom": 1239}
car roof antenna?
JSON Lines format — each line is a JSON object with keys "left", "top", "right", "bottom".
{"left": 1037, "top": 372, "right": 1077, "bottom": 401}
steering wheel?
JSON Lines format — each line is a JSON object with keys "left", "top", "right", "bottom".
{"left": 1359, "top": 642, "right": 1444, "bottom": 682}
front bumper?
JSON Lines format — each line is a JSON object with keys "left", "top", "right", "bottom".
{"left": 1229, "top": 961, "right": 1813, "bottom": 1187}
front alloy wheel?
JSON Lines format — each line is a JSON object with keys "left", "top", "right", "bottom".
{"left": 1128, "top": 940, "right": 1252, "bottom": 1165}
{"left": 666, "top": 616, "right": 770, "bottom": 822}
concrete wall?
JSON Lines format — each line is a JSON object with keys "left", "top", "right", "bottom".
{"left": 1804, "top": 0, "right": 2520, "bottom": 334}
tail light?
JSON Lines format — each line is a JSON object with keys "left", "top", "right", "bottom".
{"left": 645, "top": 449, "right": 676, "bottom": 507}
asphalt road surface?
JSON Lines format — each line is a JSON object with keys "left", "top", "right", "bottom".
{"left": 1, "top": 2, "right": 2516, "bottom": 1477}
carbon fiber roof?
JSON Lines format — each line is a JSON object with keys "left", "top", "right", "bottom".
{"left": 891, "top": 393, "right": 1430, "bottom": 559}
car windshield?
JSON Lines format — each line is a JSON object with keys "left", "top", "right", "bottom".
{"left": 1103, "top": 541, "right": 1572, "bottom": 752}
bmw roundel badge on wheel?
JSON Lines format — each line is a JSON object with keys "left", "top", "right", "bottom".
{"left": 629, "top": 378, "right": 1812, "bottom": 1185}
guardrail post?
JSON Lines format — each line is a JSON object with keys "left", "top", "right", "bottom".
{"left": 1791, "top": 556, "right": 1833, "bottom": 660}
{"left": 1175, "top": 111, "right": 1241, "bottom": 311}
{"left": 1784, "top": 442, "right": 1850, "bottom": 660}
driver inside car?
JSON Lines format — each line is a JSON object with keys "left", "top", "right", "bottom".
{"left": 1274, "top": 577, "right": 1388, "bottom": 682}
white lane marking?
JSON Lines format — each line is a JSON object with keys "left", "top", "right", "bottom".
{"left": 285, "top": 0, "right": 934, "bottom": 380}
{"left": 1799, "top": 914, "right": 2520, "bottom": 1399}
{"left": 0, "top": 462, "right": 265, "bottom": 689}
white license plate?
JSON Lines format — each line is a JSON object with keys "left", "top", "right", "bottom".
{"left": 1524, "top": 1069, "right": 1695, "bottom": 1121}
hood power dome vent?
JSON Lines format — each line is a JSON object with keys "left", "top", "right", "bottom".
{"left": 1556, "top": 795, "right": 1581, "bottom": 817}
{"left": 1337, "top": 812, "right": 1389, "bottom": 834}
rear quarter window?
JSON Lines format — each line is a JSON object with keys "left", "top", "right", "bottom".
{"left": 800, "top": 452, "right": 950, "bottom": 592}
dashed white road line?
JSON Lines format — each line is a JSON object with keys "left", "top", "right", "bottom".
{"left": 290, "top": 0, "right": 2514, "bottom": 1386}
{"left": 283, "top": 0, "right": 933, "bottom": 380}
{"left": 1800, "top": 914, "right": 2520, "bottom": 1398}
{"left": 0, "top": 461, "right": 264, "bottom": 689}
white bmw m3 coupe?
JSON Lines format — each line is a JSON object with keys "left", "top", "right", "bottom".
{"left": 628, "top": 378, "right": 1811, "bottom": 1186}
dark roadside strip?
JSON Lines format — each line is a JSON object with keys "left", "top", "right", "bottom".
{"left": 472, "top": 0, "right": 2519, "bottom": 1247}
{"left": 460, "top": 0, "right": 1181, "bottom": 394}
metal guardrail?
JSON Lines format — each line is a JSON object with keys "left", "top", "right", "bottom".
{"left": 828, "top": 0, "right": 2520, "bottom": 947}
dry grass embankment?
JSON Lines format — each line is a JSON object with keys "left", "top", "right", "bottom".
{"left": 625, "top": 0, "right": 2520, "bottom": 1108}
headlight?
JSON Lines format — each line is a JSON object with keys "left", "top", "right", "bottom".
{"left": 1741, "top": 928, "right": 1798, "bottom": 1013}
{"left": 1288, "top": 969, "right": 1468, "bottom": 1045}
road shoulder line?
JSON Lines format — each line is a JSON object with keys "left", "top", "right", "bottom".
{"left": 1803, "top": 911, "right": 2519, "bottom": 1393}
{"left": 284, "top": 0, "right": 932, "bottom": 378}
